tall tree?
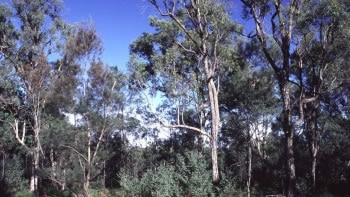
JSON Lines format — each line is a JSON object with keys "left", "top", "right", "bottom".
{"left": 129, "top": 0, "right": 240, "bottom": 183}
{"left": 241, "top": 0, "right": 350, "bottom": 195}
{"left": 220, "top": 51, "right": 277, "bottom": 196}
{"left": 0, "top": 1, "right": 101, "bottom": 193}
{"left": 241, "top": 0, "right": 303, "bottom": 196}
{"left": 1, "top": 0, "right": 64, "bottom": 192}
{"left": 71, "top": 59, "right": 126, "bottom": 196}
{"left": 295, "top": 0, "right": 350, "bottom": 190}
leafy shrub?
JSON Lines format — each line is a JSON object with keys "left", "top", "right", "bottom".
{"left": 2, "top": 156, "right": 28, "bottom": 190}
{"left": 218, "top": 174, "right": 244, "bottom": 197}
{"left": 13, "top": 191, "right": 35, "bottom": 197}
{"left": 119, "top": 165, "right": 179, "bottom": 197}
{"left": 175, "top": 151, "right": 214, "bottom": 197}
{"left": 119, "top": 150, "right": 214, "bottom": 197}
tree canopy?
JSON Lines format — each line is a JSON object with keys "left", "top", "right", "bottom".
{"left": 0, "top": 0, "right": 349, "bottom": 196}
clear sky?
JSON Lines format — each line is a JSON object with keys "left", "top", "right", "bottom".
{"left": 63, "top": 0, "right": 156, "bottom": 71}
{"left": 62, "top": 0, "right": 250, "bottom": 72}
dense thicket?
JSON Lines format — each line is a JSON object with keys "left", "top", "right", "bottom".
{"left": 0, "top": 0, "right": 349, "bottom": 197}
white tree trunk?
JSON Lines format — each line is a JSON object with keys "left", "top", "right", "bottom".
{"left": 29, "top": 147, "right": 39, "bottom": 192}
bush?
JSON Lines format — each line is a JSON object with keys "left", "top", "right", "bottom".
{"left": 119, "top": 150, "right": 214, "bottom": 197}
{"left": 13, "top": 191, "right": 35, "bottom": 197}
{"left": 175, "top": 151, "right": 214, "bottom": 197}
{"left": 2, "top": 156, "right": 28, "bottom": 190}
{"left": 218, "top": 174, "right": 244, "bottom": 197}
{"left": 119, "top": 165, "right": 179, "bottom": 197}
{"left": 45, "top": 190, "right": 71, "bottom": 197}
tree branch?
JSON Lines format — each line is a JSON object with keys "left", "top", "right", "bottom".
{"left": 10, "top": 119, "right": 27, "bottom": 147}
{"left": 138, "top": 79, "right": 211, "bottom": 139}
{"left": 61, "top": 145, "right": 88, "bottom": 162}
{"left": 158, "top": 119, "right": 211, "bottom": 139}
{"left": 150, "top": 0, "right": 202, "bottom": 54}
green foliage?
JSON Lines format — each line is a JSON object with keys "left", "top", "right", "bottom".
{"left": 218, "top": 174, "right": 244, "bottom": 197}
{"left": 142, "top": 166, "right": 180, "bottom": 197}
{"left": 175, "top": 151, "right": 214, "bottom": 197}
{"left": 44, "top": 190, "right": 70, "bottom": 197}
{"left": 0, "top": 0, "right": 350, "bottom": 196}
{"left": 119, "top": 150, "right": 214, "bottom": 197}
{"left": 13, "top": 190, "right": 35, "bottom": 197}
{"left": 119, "top": 165, "right": 180, "bottom": 197}
{"left": 1, "top": 155, "right": 27, "bottom": 191}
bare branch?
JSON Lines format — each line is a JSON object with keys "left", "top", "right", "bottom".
{"left": 91, "top": 127, "right": 106, "bottom": 164}
{"left": 176, "top": 41, "right": 197, "bottom": 54}
{"left": 61, "top": 145, "right": 88, "bottom": 162}
{"left": 271, "top": 4, "right": 282, "bottom": 47}
{"left": 150, "top": 0, "right": 202, "bottom": 54}
{"left": 293, "top": 95, "right": 319, "bottom": 127}
{"left": 47, "top": 176, "right": 67, "bottom": 190}
{"left": 302, "top": 96, "right": 318, "bottom": 104}
{"left": 10, "top": 119, "right": 27, "bottom": 147}
{"left": 246, "top": 2, "right": 280, "bottom": 73}
{"left": 137, "top": 79, "right": 211, "bottom": 139}
{"left": 159, "top": 119, "right": 211, "bottom": 139}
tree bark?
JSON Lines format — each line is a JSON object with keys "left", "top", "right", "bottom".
{"left": 247, "top": 133, "right": 252, "bottom": 197}
{"left": 207, "top": 70, "right": 220, "bottom": 183}
{"left": 286, "top": 129, "right": 295, "bottom": 197}
{"left": 84, "top": 169, "right": 90, "bottom": 197}
{"left": 84, "top": 124, "right": 92, "bottom": 197}
{"left": 30, "top": 118, "right": 41, "bottom": 194}
{"left": 281, "top": 84, "right": 296, "bottom": 197}
{"left": 29, "top": 146, "right": 39, "bottom": 193}
{"left": 306, "top": 101, "right": 320, "bottom": 190}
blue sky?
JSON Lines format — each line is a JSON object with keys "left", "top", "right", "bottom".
{"left": 63, "top": 0, "right": 155, "bottom": 71}
{"left": 62, "top": 0, "right": 251, "bottom": 72}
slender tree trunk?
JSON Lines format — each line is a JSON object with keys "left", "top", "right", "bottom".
{"left": 310, "top": 119, "right": 319, "bottom": 190}
{"left": 61, "top": 167, "right": 66, "bottom": 191}
{"left": 30, "top": 119, "right": 40, "bottom": 193}
{"left": 198, "top": 134, "right": 204, "bottom": 155}
{"left": 50, "top": 148, "right": 57, "bottom": 178}
{"left": 311, "top": 154, "right": 317, "bottom": 189}
{"left": 30, "top": 146, "right": 39, "bottom": 192}
{"left": 247, "top": 132, "right": 252, "bottom": 197}
{"left": 281, "top": 84, "right": 296, "bottom": 197}
{"left": 286, "top": 129, "right": 295, "bottom": 197}
{"left": 84, "top": 126, "right": 91, "bottom": 197}
{"left": 306, "top": 101, "right": 319, "bottom": 190}
{"left": 84, "top": 170, "right": 90, "bottom": 197}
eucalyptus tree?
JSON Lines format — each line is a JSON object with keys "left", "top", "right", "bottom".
{"left": 294, "top": 0, "right": 350, "bottom": 190}
{"left": 129, "top": 0, "right": 240, "bottom": 183}
{"left": 240, "top": 0, "right": 305, "bottom": 195}
{"left": 220, "top": 52, "right": 277, "bottom": 196}
{"left": 0, "top": 0, "right": 101, "bottom": 193}
{"left": 71, "top": 60, "right": 127, "bottom": 196}
{"left": 241, "top": 0, "right": 350, "bottom": 195}
{"left": 0, "top": 0, "right": 65, "bottom": 192}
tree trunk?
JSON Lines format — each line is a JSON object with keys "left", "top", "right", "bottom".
{"left": 29, "top": 146, "right": 39, "bottom": 193}
{"left": 208, "top": 77, "right": 220, "bottom": 183}
{"left": 84, "top": 169, "right": 90, "bottom": 197}
{"left": 311, "top": 154, "right": 317, "bottom": 189}
{"left": 281, "top": 84, "right": 296, "bottom": 197}
{"left": 306, "top": 101, "right": 319, "bottom": 190}
{"left": 30, "top": 119, "right": 41, "bottom": 193}
{"left": 61, "top": 167, "right": 66, "bottom": 191}
{"left": 286, "top": 129, "right": 295, "bottom": 197}
{"left": 247, "top": 134, "right": 252, "bottom": 197}
{"left": 84, "top": 119, "right": 92, "bottom": 197}
{"left": 211, "top": 136, "right": 219, "bottom": 183}
{"left": 198, "top": 134, "right": 204, "bottom": 155}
